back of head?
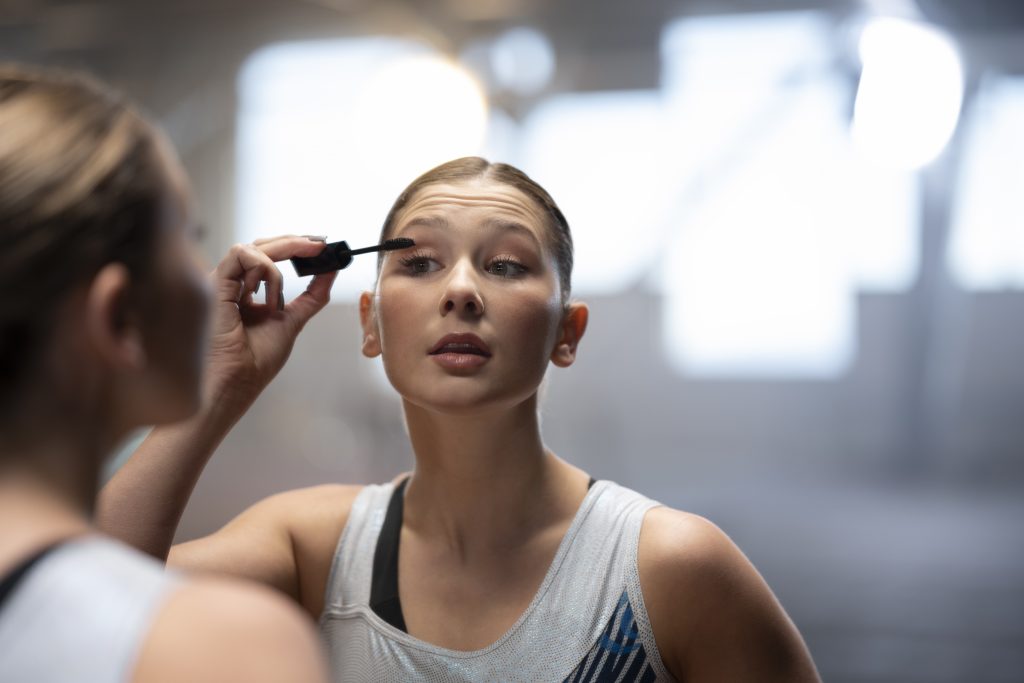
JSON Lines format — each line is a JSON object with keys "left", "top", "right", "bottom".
{"left": 0, "top": 64, "right": 165, "bottom": 415}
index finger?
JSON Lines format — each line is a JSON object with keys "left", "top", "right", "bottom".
{"left": 251, "top": 235, "right": 329, "bottom": 262}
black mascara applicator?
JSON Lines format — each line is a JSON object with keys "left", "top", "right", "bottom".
{"left": 291, "top": 238, "right": 415, "bottom": 276}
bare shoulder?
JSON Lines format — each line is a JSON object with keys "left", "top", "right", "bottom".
{"left": 132, "top": 576, "right": 328, "bottom": 683}
{"left": 169, "top": 484, "right": 363, "bottom": 618}
{"left": 638, "top": 506, "right": 820, "bottom": 683}
{"left": 245, "top": 483, "right": 364, "bottom": 617}
{"left": 638, "top": 506, "right": 728, "bottom": 570}
{"left": 268, "top": 483, "right": 363, "bottom": 550}
{"left": 243, "top": 483, "right": 364, "bottom": 523}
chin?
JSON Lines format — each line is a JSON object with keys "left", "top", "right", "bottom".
{"left": 402, "top": 385, "right": 540, "bottom": 418}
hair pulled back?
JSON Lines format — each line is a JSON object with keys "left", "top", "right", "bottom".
{"left": 0, "top": 64, "right": 166, "bottom": 407}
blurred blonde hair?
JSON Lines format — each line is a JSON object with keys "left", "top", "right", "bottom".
{"left": 0, "top": 64, "right": 165, "bottom": 407}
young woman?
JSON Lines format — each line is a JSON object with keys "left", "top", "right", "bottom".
{"left": 99, "top": 158, "right": 822, "bottom": 681}
{"left": 0, "top": 64, "right": 330, "bottom": 682}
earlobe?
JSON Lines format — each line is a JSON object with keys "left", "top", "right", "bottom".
{"left": 359, "top": 291, "right": 382, "bottom": 358}
{"left": 551, "top": 302, "right": 588, "bottom": 368}
{"left": 85, "top": 263, "right": 147, "bottom": 370}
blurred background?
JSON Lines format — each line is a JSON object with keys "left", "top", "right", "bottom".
{"left": 4, "top": 0, "right": 1023, "bottom": 679}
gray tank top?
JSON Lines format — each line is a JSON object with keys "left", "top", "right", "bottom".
{"left": 0, "top": 536, "right": 179, "bottom": 683}
{"left": 319, "top": 479, "right": 677, "bottom": 682}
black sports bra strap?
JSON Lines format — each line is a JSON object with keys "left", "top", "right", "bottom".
{"left": 0, "top": 543, "right": 62, "bottom": 611}
{"left": 369, "top": 478, "right": 409, "bottom": 632}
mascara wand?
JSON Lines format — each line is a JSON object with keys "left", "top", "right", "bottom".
{"left": 291, "top": 238, "right": 415, "bottom": 276}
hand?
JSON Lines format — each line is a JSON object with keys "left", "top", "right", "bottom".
{"left": 204, "top": 235, "right": 337, "bottom": 412}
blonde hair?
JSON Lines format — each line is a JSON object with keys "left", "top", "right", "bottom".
{"left": 0, "top": 64, "right": 165, "bottom": 405}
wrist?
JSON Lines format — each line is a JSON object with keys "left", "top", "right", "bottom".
{"left": 200, "top": 366, "right": 265, "bottom": 419}
{"left": 145, "top": 381, "right": 254, "bottom": 461}
{"left": 196, "top": 379, "right": 257, "bottom": 436}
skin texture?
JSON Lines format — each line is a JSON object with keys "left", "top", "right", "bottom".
{"left": 99, "top": 176, "right": 820, "bottom": 681}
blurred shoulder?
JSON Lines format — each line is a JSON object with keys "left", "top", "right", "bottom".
{"left": 131, "top": 575, "right": 328, "bottom": 683}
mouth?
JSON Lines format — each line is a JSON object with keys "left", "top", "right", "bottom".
{"left": 428, "top": 333, "right": 492, "bottom": 357}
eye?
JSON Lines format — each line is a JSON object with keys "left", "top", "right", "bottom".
{"left": 398, "top": 252, "right": 441, "bottom": 275}
{"left": 487, "top": 256, "right": 528, "bottom": 278}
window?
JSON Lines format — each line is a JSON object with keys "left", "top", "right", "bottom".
{"left": 949, "top": 75, "right": 1024, "bottom": 290}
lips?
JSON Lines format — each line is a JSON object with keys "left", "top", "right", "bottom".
{"left": 429, "top": 333, "right": 492, "bottom": 357}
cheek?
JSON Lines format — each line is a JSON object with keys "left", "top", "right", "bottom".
{"left": 153, "top": 265, "right": 210, "bottom": 379}
{"left": 375, "top": 282, "right": 426, "bottom": 353}
{"left": 170, "top": 252, "right": 211, "bottom": 339}
{"left": 498, "top": 290, "right": 563, "bottom": 357}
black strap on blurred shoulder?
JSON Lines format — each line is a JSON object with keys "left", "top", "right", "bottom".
{"left": 0, "top": 543, "right": 62, "bottom": 611}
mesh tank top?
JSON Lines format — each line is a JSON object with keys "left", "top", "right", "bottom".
{"left": 319, "top": 479, "right": 678, "bottom": 682}
{"left": 0, "top": 536, "right": 179, "bottom": 683}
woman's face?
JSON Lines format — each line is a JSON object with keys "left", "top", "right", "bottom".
{"left": 362, "top": 178, "right": 583, "bottom": 415}
{"left": 135, "top": 145, "right": 211, "bottom": 422}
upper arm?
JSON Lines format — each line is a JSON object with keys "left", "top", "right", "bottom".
{"left": 131, "top": 577, "right": 329, "bottom": 683}
{"left": 637, "top": 507, "right": 821, "bottom": 683}
{"left": 168, "top": 484, "right": 360, "bottom": 615}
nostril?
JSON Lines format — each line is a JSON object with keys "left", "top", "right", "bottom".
{"left": 466, "top": 301, "right": 477, "bottom": 312}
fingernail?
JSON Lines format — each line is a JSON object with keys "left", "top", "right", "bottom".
{"left": 303, "top": 235, "right": 327, "bottom": 242}
{"left": 278, "top": 285, "right": 285, "bottom": 312}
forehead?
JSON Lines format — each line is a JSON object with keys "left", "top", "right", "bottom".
{"left": 393, "top": 180, "right": 550, "bottom": 242}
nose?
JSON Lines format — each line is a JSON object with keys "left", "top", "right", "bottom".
{"left": 439, "top": 260, "right": 484, "bottom": 317}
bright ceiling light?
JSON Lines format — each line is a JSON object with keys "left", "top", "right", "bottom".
{"left": 490, "top": 27, "right": 555, "bottom": 95}
{"left": 851, "top": 18, "right": 964, "bottom": 170}
{"left": 350, "top": 53, "right": 489, "bottom": 183}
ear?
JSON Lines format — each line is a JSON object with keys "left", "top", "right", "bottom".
{"left": 359, "top": 291, "right": 382, "bottom": 358}
{"left": 84, "top": 262, "right": 147, "bottom": 370}
{"left": 550, "top": 301, "right": 588, "bottom": 368}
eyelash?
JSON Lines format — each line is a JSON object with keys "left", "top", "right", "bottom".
{"left": 486, "top": 256, "right": 528, "bottom": 278}
{"left": 398, "top": 250, "right": 436, "bottom": 274}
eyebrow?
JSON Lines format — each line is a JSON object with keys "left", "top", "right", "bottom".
{"left": 396, "top": 215, "right": 542, "bottom": 249}
{"left": 396, "top": 215, "right": 450, "bottom": 233}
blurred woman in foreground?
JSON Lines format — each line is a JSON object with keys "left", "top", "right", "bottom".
{"left": 0, "top": 64, "right": 330, "bottom": 682}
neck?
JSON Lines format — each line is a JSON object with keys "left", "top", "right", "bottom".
{"left": 401, "top": 395, "right": 588, "bottom": 553}
{"left": 0, "top": 408, "right": 117, "bottom": 531}
{"left": 0, "top": 458, "right": 97, "bottom": 572}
